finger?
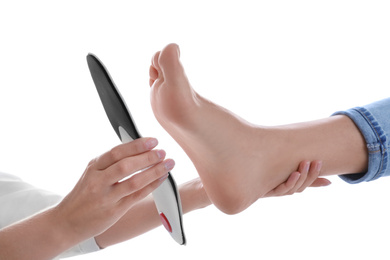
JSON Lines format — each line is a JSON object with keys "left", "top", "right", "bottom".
{"left": 113, "top": 159, "right": 175, "bottom": 200}
{"left": 310, "top": 178, "right": 332, "bottom": 187}
{"left": 297, "top": 161, "right": 323, "bottom": 192}
{"left": 265, "top": 171, "right": 300, "bottom": 197}
{"left": 117, "top": 173, "right": 169, "bottom": 212}
{"left": 105, "top": 149, "right": 167, "bottom": 184}
{"left": 92, "top": 138, "right": 159, "bottom": 170}
{"left": 283, "top": 172, "right": 301, "bottom": 191}
{"left": 287, "top": 161, "right": 310, "bottom": 194}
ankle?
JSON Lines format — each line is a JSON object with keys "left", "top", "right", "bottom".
{"left": 248, "top": 125, "right": 296, "bottom": 195}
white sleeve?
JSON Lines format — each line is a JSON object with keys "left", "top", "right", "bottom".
{"left": 0, "top": 172, "right": 100, "bottom": 259}
{"left": 54, "top": 238, "right": 100, "bottom": 259}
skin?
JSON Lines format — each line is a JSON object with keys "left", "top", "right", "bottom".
{"left": 94, "top": 160, "right": 327, "bottom": 248}
{"left": 149, "top": 43, "right": 367, "bottom": 214}
{"left": 0, "top": 45, "right": 333, "bottom": 259}
{"left": 0, "top": 138, "right": 174, "bottom": 260}
{"left": 0, "top": 141, "right": 327, "bottom": 259}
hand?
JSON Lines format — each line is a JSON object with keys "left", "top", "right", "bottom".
{"left": 264, "top": 160, "right": 330, "bottom": 198}
{"left": 54, "top": 137, "right": 174, "bottom": 241}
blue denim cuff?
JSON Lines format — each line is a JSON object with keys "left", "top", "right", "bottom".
{"left": 332, "top": 99, "right": 390, "bottom": 184}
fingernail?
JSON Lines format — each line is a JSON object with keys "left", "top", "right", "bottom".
{"left": 157, "top": 149, "right": 166, "bottom": 159}
{"left": 316, "top": 161, "right": 323, "bottom": 172}
{"left": 164, "top": 159, "right": 175, "bottom": 171}
{"left": 304, "top": 162, "right": 310, "bottom": 172}
{"left": 145, "top": 138, "right": 158, "bottom": 149}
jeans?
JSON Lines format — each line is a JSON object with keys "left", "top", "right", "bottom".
{"left": 333, "top": 98, "right": 390, "bottom": 184}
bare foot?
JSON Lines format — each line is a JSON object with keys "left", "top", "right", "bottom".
{"left": 149, "top": 44, "right": 331, "bottom": 214}
{"left": 149, "top": 44, "right": 273, "bottom": 214}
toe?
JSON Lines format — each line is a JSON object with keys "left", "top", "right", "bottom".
{"left": 149, "top": 78, "right": 155, "bottom": 87}
{"left": 158, "top": 43, "right": 185, "bottom": 83}
{"left": 152, "top": 51, "right": 161, "bottom": 72}
{"left": 149, "top": 65, "right": 158, "bottom": 80}
{"left": 149, "top": 65, "right": 158, "bottom": 87}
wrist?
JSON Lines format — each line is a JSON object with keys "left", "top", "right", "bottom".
{"left": 49, "top": 205, "right": 86, "bottom": 250}
{"left": 46, "top": 206, "right": 83, "bottom": 251}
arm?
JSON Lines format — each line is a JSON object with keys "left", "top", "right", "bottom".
{"left": 95, "top": 177, "right": 209, "bottom": 248}
{"left": 95, "top": 160, "right": 329, "bottom": 248}
{"left": 0, "top": 206, "right": 81, "bottom": 260}
{"left": 0, "top": 138, "right": 329, "bottom": 258}
{"left": 0, "top": 137, "right": 172, "bottom": 260}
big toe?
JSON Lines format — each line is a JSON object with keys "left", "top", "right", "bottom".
{"left": 158, "top": 43, "right": 186, "bottom": 83}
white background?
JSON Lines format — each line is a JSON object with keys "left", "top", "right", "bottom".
{"left": 1, "top": 1, "right": 390, "bottom": 259}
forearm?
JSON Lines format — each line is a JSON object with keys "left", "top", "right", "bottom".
{"left": 95, "top": 178, "right": 211, "bottom": 248}
{"left": 0, "top": 207, "right": 81, "bottom": 260}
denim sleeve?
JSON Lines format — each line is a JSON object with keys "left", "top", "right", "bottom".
{"left": 332, "top": 98, "right": 390, "bottom": 184}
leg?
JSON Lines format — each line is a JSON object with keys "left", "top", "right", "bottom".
{"left": 149, "top": 44, "right": 371, "bottom": 214}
